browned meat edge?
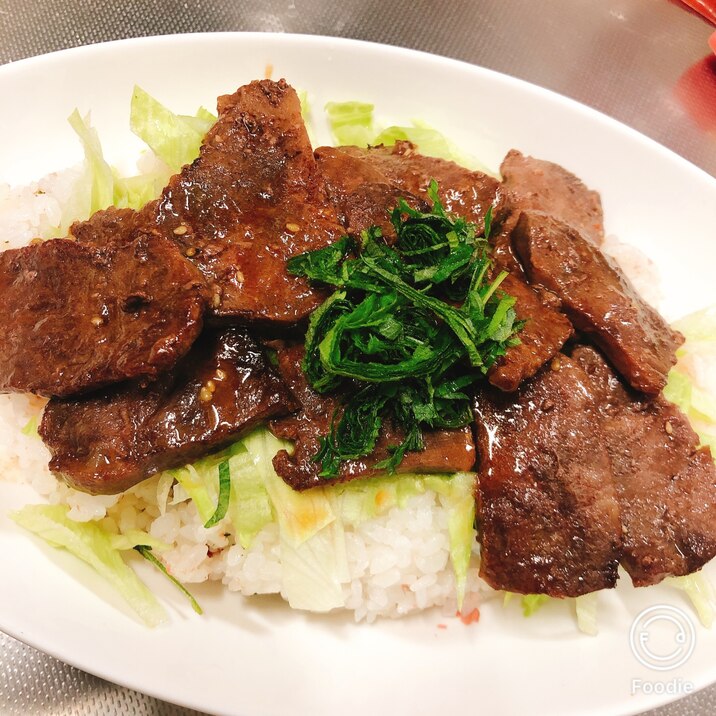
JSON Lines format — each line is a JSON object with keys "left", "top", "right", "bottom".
{"left": 473, "top": 356, "right": 623, "bottom": 597}
{"left": 0, "top": 235, "right": 207, "bottom": 397}
{"left": 500, "top": 149, "right": 604, "bottom": 245}
{"left": 573, "top": 345, "right": 716, "bottom": 586}
{"left": 40, "top": 328, "right": 296, "bottom": 494}
{"left": 513, "top": 211, "right": 683, "bottom": 395}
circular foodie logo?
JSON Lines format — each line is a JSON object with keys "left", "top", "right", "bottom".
{"left": 629, "top": 605, "right": 696, "bottom": 671}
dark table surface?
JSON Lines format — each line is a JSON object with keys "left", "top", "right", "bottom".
{"left": 1, "top": 1, "right": 715, "bottom": 714}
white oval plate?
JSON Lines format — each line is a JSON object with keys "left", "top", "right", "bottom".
{"left": 1, "top": 33, "right": 715, "bottom": 716}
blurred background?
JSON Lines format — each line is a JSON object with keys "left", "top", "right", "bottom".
{"left": 0, "top": 0, "right": 714, "bottom": 714}
{"left": 0, "top": 0, "right": 715, "bottom": 175}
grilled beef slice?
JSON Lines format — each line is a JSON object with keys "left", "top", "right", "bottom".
{"left": 269, "top": 344, "right": 476, "bottom": 490}
{"left": 513, "top": 211, "right": 683, "bottom": 394}
{"left": 69, "top": 206, "right": 144, "bottom": 246}
{"left": 500, "top": 149, "right": 604, "bottom": 245}
{"left": 573, "top": 345, "right": 716, "bottom": 586}
{"left": 315, "top": 145, "right": 426, "bottom": 239}
{"left": 473, "top": 356, "right": 623, "bottom": 596}
{"left": 146, "top": 79, "right": 343, "bottom": 325}
{"left": 317, "top": 141, "right": 509, "bottom": 230}
{"left": 40, "top": 328, "right": 296, "bottom": 494}
{"left": 0, "top": 235, "right": 207, "bottom": 397}
{"left": 487, "top": 273, "right": 573, "bottom": 392}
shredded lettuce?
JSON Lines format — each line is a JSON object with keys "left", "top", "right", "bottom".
{"left": 129, "top": 85, "right": 215, "bottom": 173}
{"left": 11, "top": 504, "right": 166, "bottom": 626}
{"left": 67, "top": 110, "right": 115, "bottom": 215}
{"left": 296, "top": 89, "right": 310, "bottom": 121}
{"left": 373, "top": 124, "right": 454, "bottom": 159}
{"left": 21, "top": 415, "right": 39, "bottom": 439}
{"left": 249, "top": 430, "right": 335, "bottom": 546}
{"left": 323, "top": 102, "right": 492, "bottom": 173}
{"left": 170, "top": 462, "right": 217, "bottom": 524}
{"left": 522, "top": 594, "right": 549, "bottom": 617}
{"left": 279, "top": 519, "right": 349, "bottom": 612}
{"left": 109, "top": 529, "right": 169, "bottom": 552}
{"left": 666, "top": 573, "right": 716, "bottom": 628}
{"left": 325, "top": 101, "right": 376, "bottom": 146}
{"left": 574, "top": 593, "right": 599, "bottom": 635}
{"left": 665, "top": 306, "right": 716, "bottom": 453}
{"left": 226, "top": 434, "right": 275, "bottom": 549}
{"left": 155, "top": 472, "right": 175, "bottom": 516}
{"left": 424, "top": 474, "right": 476, "bottom": 609}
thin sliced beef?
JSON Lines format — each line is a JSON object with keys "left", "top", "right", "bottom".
{"left": 269, "top": 344, "right": 475, "bottom": 490}
{"left": 318, "top": 141, "right": 508, "bottom": 230}
{"left": 315, "top": 146, "right": 426, "bottom": 239}
{"left": 0, "top": 235, "right": 207, "bottom": 397}
{"left": 473, "top": 356, "right": 623, "bottom": 597}
{"left": 70, "top": 206, "right": 144, "bottom": 246}
{"left": 487, "top": 273, "right": 573, "bottom": 392}
{"left": 146, "top": 79, "right": 343, "bottom": 325}
{"left": 500, "top": 149, "right": 604, "bottom": 245}
{"left": 513, "top": 211, "right": 683, "bottom": 394}
{"left": 488, "top": 211, "right": 524, "bottom": 276}
{"left": 40, "top": 328, "right": 296, "bottom": 494}
{"left": 573, "top": 345, "right": 716, "bottom": 586}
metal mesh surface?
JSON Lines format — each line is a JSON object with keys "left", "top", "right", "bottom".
{"left": 1, "top": 0, "right": 715, "bottom": 714}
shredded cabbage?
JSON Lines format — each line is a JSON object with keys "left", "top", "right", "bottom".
{"left": 11, "top": 504, "right": 166, "bottom": 627}
{"left": 665, "top": 306, "right": 716, "bottom": 453}
{"left": 666, "top": 573, "right": 716, "bottom": 628}
{"left": 325, "top": 101, "right": 376, "bottom": 146}
{"left": 574, "top": 593, "right": 599, "bottom": 635}
{"left": 226, "top": 433, "right": 277, "bottom": 549}
{"left": 21, "top": 415, "right": 39, "bottom": 438}
{"left": 521, "top": 594, "right": 549, "bottom": 617}
{"left": 324, "top": 102, "right": 492, "bottom": 173}
{"left": 109, "top": 529, "right": 170, "bottom": 552}
{"left": 129, "top": 85, "right": 215, "bottom": 173}
{"left": 250, "top": 429, "right": 335, "bottom": 546}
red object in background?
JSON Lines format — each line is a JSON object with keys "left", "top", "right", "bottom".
{"left": 675, "top": 54, "right": 716, "bottom": 131}
{"left": 681, "top": 0, "right": 716, "bottom": 25}
{"left": 710, "top": 30, "right": 716, "bottom": 52}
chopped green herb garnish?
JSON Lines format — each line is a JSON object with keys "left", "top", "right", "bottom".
{"left": 288, "top": 181, "right": 521, "bottom": 478}
{"left": 203, "top": 460, "right": 231, "bottom": 528}
{"left": 134, "top": 545, "right": 203, "bottom": 615}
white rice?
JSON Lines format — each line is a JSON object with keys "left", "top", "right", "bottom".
{"left": 0, "top": 161, "right": 696, "bottom": 626}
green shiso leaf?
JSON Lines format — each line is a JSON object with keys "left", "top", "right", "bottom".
{"left": 134, "top": 545, "right": 203, "bottom": 615}
{"left": 288, "top": 183, "right": 519, "bottom": 478}
{"left": 203, "top": 460, "right": 231, "bottom": 528}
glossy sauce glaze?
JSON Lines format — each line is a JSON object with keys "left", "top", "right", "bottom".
{"left": 40, "top": 328, "right": 296, "bottom": 494}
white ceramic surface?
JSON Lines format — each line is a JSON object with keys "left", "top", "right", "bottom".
{"left": 0, "top": 33, "right": 715, "bottom": 716}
